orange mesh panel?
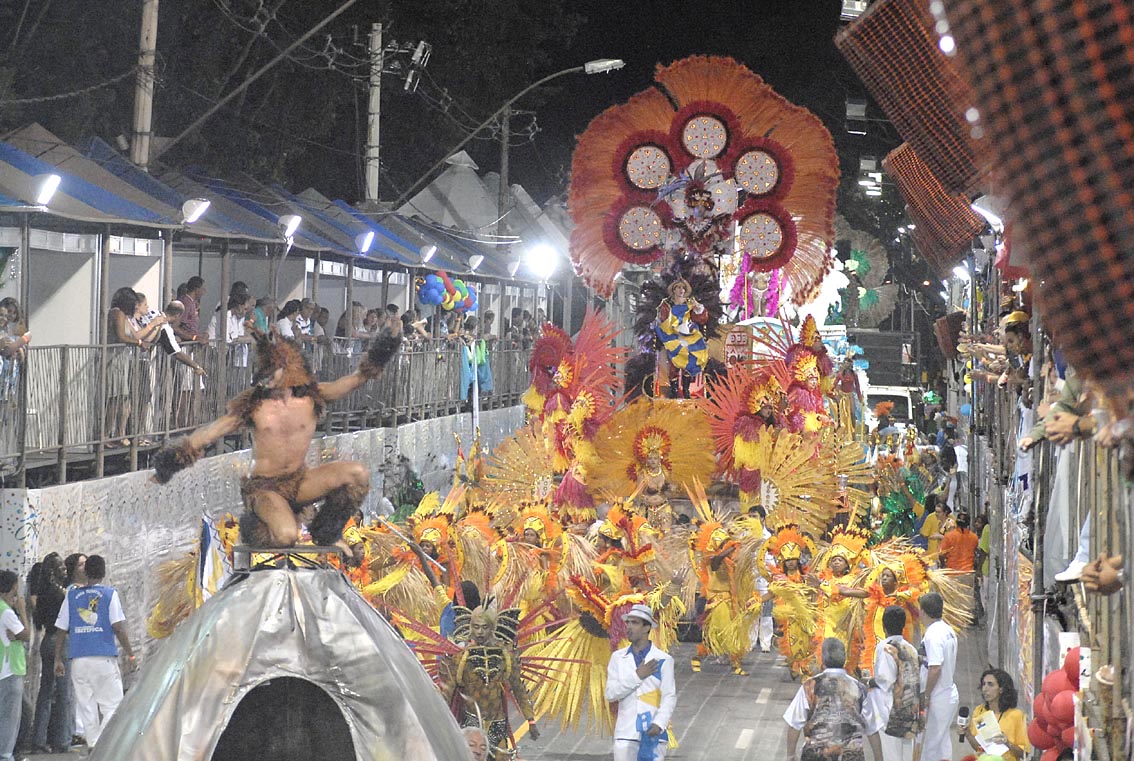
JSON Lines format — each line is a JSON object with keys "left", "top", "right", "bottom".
{"left": 835, "top": 0, "right": 990, "bottom": 195}
{"left": 882, "top": 143, "right": 985, "bottom": 279}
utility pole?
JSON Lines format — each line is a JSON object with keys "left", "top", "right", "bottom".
{"left": 130, "top": 0, "right": 160, "bottom": 170}
{"left": 365, "top": 23, "right": 383, "bottom": 203}
{"left": 497, "top": 105, "right": 510, "bottom": 239}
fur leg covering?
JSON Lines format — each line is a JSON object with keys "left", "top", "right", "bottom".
{"left": 152, "top": 439, "right": 204, "bottom": 484}
{"left": 358, "top": 334, "right": 403, "bottom": 379}
{"left": 309, "top": 483, "right": 367, "bottom": 546}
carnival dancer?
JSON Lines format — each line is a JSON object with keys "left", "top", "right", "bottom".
{"left": 654, "top": 278, "right": 709, "bottom": 397}
{"left": 436, "top": 601, "right": 540, "bottom": 761}
{"left": 153, "top": 332, "right": 402, "bottom": 553}
{"left": 812, "top": 527, "right": 871, "bottom": 669}
{"left": 758, "top": 523, "right": 820, "bottom": 678}
{"left": 606, "top": 604, "right": 677, "bottom": 761}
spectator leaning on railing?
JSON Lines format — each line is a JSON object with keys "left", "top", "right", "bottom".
{"left": 173, "top": 276, "right": 205, "bottom": 344}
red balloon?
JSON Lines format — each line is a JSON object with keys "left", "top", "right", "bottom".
{"left": 1041, "top": 748, "right": 1062, "bottom": 761}
{"left": 1028, "top": 722, "right": 1057, "bottom": 751}
{"left": 1050, "top": 689, "right": 1076, "bottom": 724}
{"left": 1061, "top": 726, "right": 1076, "bottom": 748}
{"left": 1042, "top": 669, "right": 1073, "bottom": 699}
{"left": 1033, "top": 694, "right": 1051, "bottom": 724}
{"left": 1063, "top": 647, "right": 1081, "bottom": 689}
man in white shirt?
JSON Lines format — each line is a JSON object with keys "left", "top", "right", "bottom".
{"left": 605, "top": 604, "right": 676, "bottom": 761}
{"left": 918, "top": 592, "right": 958, "bottom": 761}
{"left": 784, "top": 638, "right": 884, "bottom": 761}
{"left": 869, "top": 606, "right": 921, "bottom": 761}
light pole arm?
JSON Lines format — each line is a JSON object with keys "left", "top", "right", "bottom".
{"left": 391, "top": 65, "right": 585, "bottom": 210}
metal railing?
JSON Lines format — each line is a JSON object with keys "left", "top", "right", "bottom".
{"left": 5, "top": 337, "right": 531, "bottom": 484}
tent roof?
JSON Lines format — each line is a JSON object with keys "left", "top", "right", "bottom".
{"left": 92, "top": 568, "right": 469, "bottom": 760}
{"left": 0, "top": 126, "right": 171, "bottom": 228}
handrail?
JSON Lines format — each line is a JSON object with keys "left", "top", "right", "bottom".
{"left": 1, "top": 337, "right": 531, "bottom": 485}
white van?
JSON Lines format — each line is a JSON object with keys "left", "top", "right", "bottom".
{"left": 863, "top": 384, "right": 919, "bottom": 431}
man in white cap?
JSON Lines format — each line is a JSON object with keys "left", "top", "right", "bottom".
{"left": 605, "top": 604, "right": 676, "bottom": 761}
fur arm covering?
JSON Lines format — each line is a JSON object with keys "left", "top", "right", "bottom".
{"left": 357, "top": 334, "right": 403, "bottom": 379}
{"left": 153, "top": 439, "right": 205, "bottom": 484}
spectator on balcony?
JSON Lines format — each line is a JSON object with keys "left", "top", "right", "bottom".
{"left": 481, "top": 310, "right": 497, "bottom": 343}
{"left": 173, "top": 276, "right": 205, "bottom": 344}
{"left": 130, "top": 293, "right": 169, "bottom": 445}
{"left": 401, "top": 311, "right": 429, "bottom": 344}
{"left": 294, "top": 299, "right": 317, "bottom": 343}
{"left": 0, "top": 298, "right": 27, "bottom": 337}
{"left": 459, "top": 316, "right": 493, "bottom": 404}
{"left": 381, "top": 304, "right": 401, "bottom": 337}
{"left": 276, "top": 300, "right": 301, "bottom": 338}
{"left": 160, "top": 301, "right": 207, "bottom": 430}
{"left": 252, "top": 298, "right": 276, "bottom": 336}
{"left": 106, "top": 287, "right": 144, "bottom": 448}
{"left": 334, "top": 302, "right": 364, "bottom": 338}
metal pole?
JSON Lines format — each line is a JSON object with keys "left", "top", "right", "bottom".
{"left": 311, "top": 251, "right": 321, "bottom": 305}
{"left": 365, "top": 23, "right": 383, "bottom": 203}
{"left": 163, "top": 232, "right": 174, "bottom": 304}
{"left": 96, "top": 226, "right": 111, "bottom": 477}
{"left": 16, "top": 215, "right": 31, "bottom": 487}
{"left": 130, "top": 0, "right": 159, "bottom": 169}
{"left": 216, "top": 239, "right": 231, "bottom": 421}
{"left": 345, "top": 259, "right": 355, "bottom": 337}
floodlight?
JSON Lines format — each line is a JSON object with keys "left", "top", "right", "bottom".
{"left": 181, "top": 198, "right": 210, "bottom": 224}
{"left": 468, "top": 254, "right": 484, "bottom": 271}
{"left": 420, "top": 244, "right": 437, "bottom": 263}
{"left": 36, "top": 174, "right": 61, "bottom": 205}
{"left": 952, "top": 264, "right": 971, "bottom": 281}
{"left": 584, "top": 59, "right": 624, "bottom": 74}
{"left": 507, "top": 260, "right": 522, "bottom": 277}
{"left": 278, "top": 214, "right": 302, "bottom": 238}
{"left": 527, "top": 244, "right": 558, "bottom": 280}
{"left": 970, "top": 200, "right": 1003, "bottom": 231}
{"left": 356, "top": 231, "right": 375, "bottom": 254}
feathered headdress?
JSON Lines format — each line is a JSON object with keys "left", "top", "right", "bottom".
{"left": 583, "top": 398, "right": 715, "bottom": 497}
{"left": 568, "top": 56, "right": 838, "bottom": 303}
{"left": 516, "top": 505, "right": 561, "bottom": 547}
{"left": 873, "top": 400, "right": 895, "bottom": 419}
{"left": 413, "top": 516, "right": 452, "bottom": 562}
{"left": 761, "top": 524, "right": 815, "bottom": 563}
{"left": 791, "top": 353, "right": 819, "bottom": 382}
{"left": 824, "top": 525, "right": 872, "bottom": 565}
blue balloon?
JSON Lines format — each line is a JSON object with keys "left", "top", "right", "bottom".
{"left": 960, "top": 403, "right": 972, "bottom": 416}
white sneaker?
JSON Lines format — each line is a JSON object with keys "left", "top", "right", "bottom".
{"left": 1055, "top": 560, "right": 1088, "bottom": 582}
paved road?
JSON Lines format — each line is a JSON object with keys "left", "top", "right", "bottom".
{"left": 520, "top": 627, "right": 991, "bottom": 761}
{"left": 518, "top": 644, "right": 799, "bottom": 760}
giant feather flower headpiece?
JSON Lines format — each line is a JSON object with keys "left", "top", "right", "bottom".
{"left": 568, "top": 56, "right": 839, "bottom": 304}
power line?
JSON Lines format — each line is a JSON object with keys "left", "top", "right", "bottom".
{"left": 0, "top": 67, "right": 137, "bottom": 105}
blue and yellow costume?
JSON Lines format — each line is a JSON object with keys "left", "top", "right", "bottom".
{"left": 655, "top": 278, "right": 709, "bottom": 375}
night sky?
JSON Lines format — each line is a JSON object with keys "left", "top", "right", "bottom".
{"left": 488, "top": 0, "right": 871, "bottom": 202}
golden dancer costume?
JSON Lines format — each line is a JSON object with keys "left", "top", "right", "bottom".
{"left": 686, "top": 481, "right": 757, "bottom": 675}
{"left": 756, "top": 523, "right": 820, "bottom": 678}
{"left": 810, "top": 526, "right": 871, "bottom": 671}
{"left": 584, "top": 398, "right": 716, "bottom": 527}
{"left": 521, "top": 309, "right": 626, "bottom": 524}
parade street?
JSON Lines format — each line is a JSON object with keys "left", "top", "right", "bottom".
{"left": 518, "top": 630, "right": 986, "bottom": 761}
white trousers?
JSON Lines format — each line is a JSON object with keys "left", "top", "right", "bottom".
{"left": 72, "top": 656, "right": 124, "bottom": 747}
{"left": 920, "top": 694, "right": 958, "bottom": 761}
{"left": 879, "top": 732, "right": 915, "bottom": 761}
{"left": 613, "top": 738, "right": 668, "bottom": 761}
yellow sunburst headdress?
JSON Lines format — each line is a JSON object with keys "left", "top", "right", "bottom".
{"left": 791, "top": 352, "right": 819, "bottom": 382}
{"left": 584, "top": 398, "right": 715, "bottom": 496}
{"left": 822, "top": 525, "right": 872, "bottom": 568}
{"left": 799, "top": 314, "right": 820, "bottom": 346}
{"left": 517, "top": 504, "right": 562, "bottom": 547}
{"left": 413, "top": 515, "right": 452, "bottom": 561}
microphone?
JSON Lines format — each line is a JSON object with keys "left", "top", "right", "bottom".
{"left": 957, "top": 706, "right": 971, "bottom": 742}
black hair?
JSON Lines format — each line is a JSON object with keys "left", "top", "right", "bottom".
{"left": 278, "top": 300, "right": 301, "bottom": 319}
{"left": 882, "top": 605, "right": 907, "bottom": 636}
{"left": 64, "top": 553, "right": 85, "bottom": 585}
{"left": 0, "top": 570, "right": 17, "bottom": 594}
{"left": 385, "top": 303, "right": 399, "bottom": 315}
{"left": 919, "top": 591, "right": 944, "bottom": 619}
{"left": 980, "top": 668, "right": 1019, "bottom": 710}
{"left": 110, "top": 286, "right": 139, "bottom": 315}
{"left": 458, "top": 580, "right": 481, "bottom": 611}
{"left": 186, "top": 275, "right": 205, "bottom": 292}
{"left": 85, "top": 555, "right": 107, "bottom": 581}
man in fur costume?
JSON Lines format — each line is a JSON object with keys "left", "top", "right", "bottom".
{"left": 152, "top": 332, "right": 402, "bottom": 554}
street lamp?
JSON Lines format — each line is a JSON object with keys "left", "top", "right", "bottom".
{"left": 35, "top": 174, "right": 61, "bottom": 205}
{"left": 391, "top": 58, "right": 625, "bottom": 209}
{"left": 181, "top": 198, "right": 211, "bottom": 224}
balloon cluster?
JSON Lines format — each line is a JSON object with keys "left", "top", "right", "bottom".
{"left": 416, "top": 270, "right": 477, "bottom": 313}
{"left": 1027, "top": 647, "right": 1081, "bottom": 760}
